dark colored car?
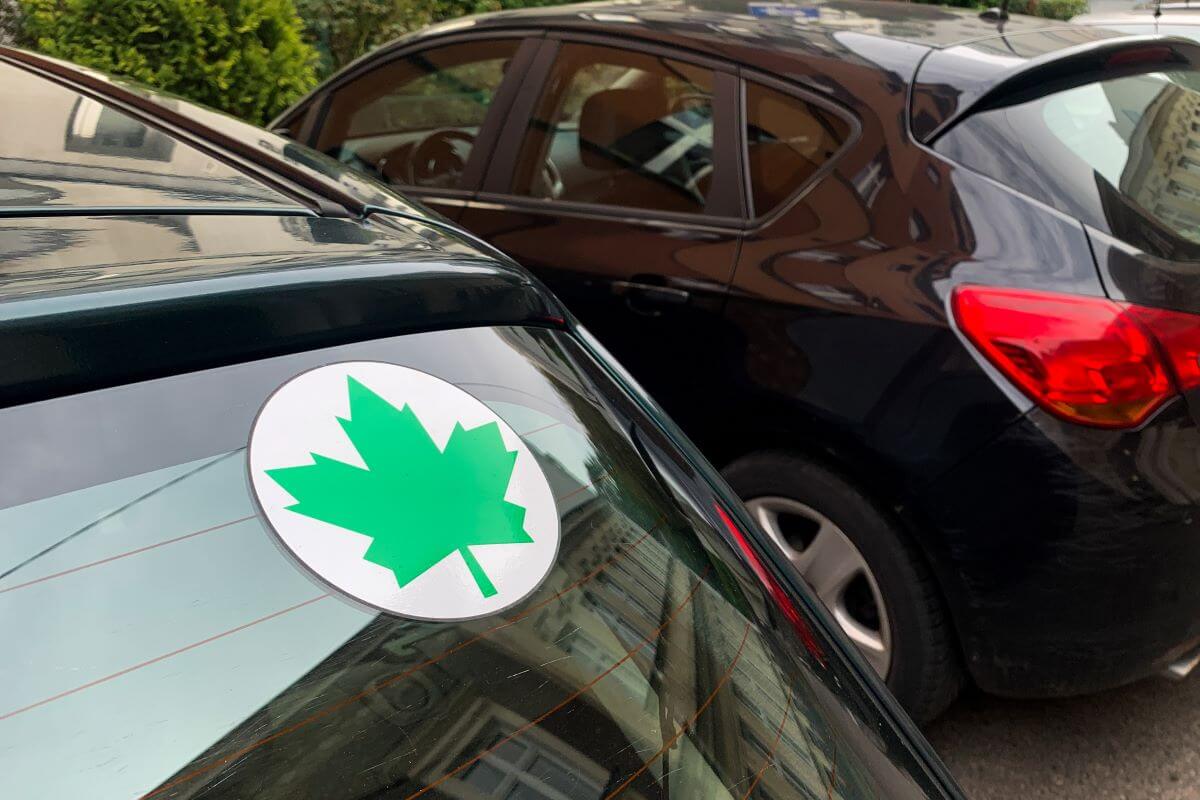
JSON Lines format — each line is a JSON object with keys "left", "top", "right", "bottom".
{"left": 276, "top": 0, "right": 1200, "bottom": 721}
{"left": 0, "top": 47, "right": 962, "bottom": 800}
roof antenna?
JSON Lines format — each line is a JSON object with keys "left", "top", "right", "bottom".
{"left": 980, "top": 0, "right": 1011, "bottom": 21}
{"left": 1155, "top": 0, "right": 1163, "bottom": 18}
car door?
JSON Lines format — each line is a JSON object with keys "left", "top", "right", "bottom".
{"left": 458, "top": 37, "right": 744, "bottom": 437}
{"left": 301, "top": 36, "right": 540, "bottom": 222}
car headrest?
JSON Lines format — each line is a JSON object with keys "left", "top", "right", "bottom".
{"left": 578, "top": 87, "right": 669, "bottom": 171}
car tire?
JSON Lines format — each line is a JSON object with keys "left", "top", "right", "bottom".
{"left": 723, "top": 450, "right": 962, "bottom": 723}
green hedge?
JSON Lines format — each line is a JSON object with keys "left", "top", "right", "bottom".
{"left": 297, "top": 0, "right": 575, "bottom": 79}
{"left": 907, "top": 0, "right": 1088, "bottom": 20}
{"left": 14, "top": 0, "right": 318, "bottom": 125}
{"left": 8, "top": 0, "right": 1086, "bottom": 127}
{"left": 1003, "top": 0, "right": 1088, "bottom": 20}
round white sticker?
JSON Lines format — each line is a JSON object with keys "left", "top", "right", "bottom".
{"left": 248, "top": 361, "right": 560, "bottom": 621}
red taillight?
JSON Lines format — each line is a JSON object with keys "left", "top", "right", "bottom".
{"left": 952, "top": 285, "right": 1200, "bottom": 429}
{"left": 1105, "top": 45, "right": 1173, "bottom": 69}
{"left": 1127, "top": 305, "right": 1200, "bottom": 394}
{"left": 715, "top": 503, "right": 824, "bottom": 665}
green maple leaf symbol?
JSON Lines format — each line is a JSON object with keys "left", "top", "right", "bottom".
{"left": 265, "top": 376, "right": 532, "bottom": 598}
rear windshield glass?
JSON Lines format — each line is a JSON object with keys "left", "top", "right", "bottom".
{"left": 0, "top": 326, "right": 940, "bottom": 800}
{"left": 935, "top": 69, "right": 1200, "bottom": 259}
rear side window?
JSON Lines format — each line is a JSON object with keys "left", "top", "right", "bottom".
{"left": 0, "top": 326, "right": 941, "bottom": 800}
{"left": 744, "top": 81, "right": 851, "bottom": 218}
{"left": 934, "top": 69, "right": 1200, "bottom": 259}
{"left": 314, "top": 39, "right": 521, "bottom": 190}
{"left": 510, "top": 43, "right": 718, "bottom": 215}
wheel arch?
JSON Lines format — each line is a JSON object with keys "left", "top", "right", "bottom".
{"left": 708, "top": 421, "right": 975, "bottom": 678}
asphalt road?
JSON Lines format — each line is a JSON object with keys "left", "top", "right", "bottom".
{"left": 927, "top": 675, "right": 1200, "bottom": 800}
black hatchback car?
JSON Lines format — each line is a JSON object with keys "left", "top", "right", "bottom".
{"left": 0, "top": 47, "right": 962, "bottom": 800}
{"left": 277, "top": 0, "right": 1200, "bottom": 720}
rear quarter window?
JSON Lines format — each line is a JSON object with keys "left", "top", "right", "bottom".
{"left": 744, "top": 81, "right": 852, "bottom": 219}
{"left": 0, "top": 326, "right": 942, "bottom": 800}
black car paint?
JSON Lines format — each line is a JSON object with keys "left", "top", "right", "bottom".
{"left": 0, "top": 48, "right": 964, "bottom": 799}
{"left": 278, "top": 1, "right": 1200, "bottom": 697}
{"left": 921, "top": 401, "right": 1200, "bottom": 695}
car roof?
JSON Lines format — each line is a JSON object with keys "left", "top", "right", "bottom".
{"left": 303, "top": 0, "right": 1187, "bottom": 145}
{"left": 324, "top": 0, "right": 1068, "bottom": 103}
{"left": 418, "top": 0, "right": 1064, "bottom": 49}
{"left": 0, "top": 51, "right": 566, "bottom": 408}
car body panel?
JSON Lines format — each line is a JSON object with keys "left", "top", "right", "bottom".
{"left": 716, "top": 90, "right": 1112, "bottom": 654}
{"left": 917, "top": 402, "right": 1200, "bottom": 695}
{"left": 719, "top": 160, "right": 1103, "bottom": 469}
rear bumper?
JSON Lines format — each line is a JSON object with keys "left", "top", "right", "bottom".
{"left": 916, "top": 400, "right": 1200, "bottom": 697}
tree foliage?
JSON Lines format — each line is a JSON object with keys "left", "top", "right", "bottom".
{"left": 297, "top": 0, "right": 570, "bottom": 78}
{"left": 15, "top": 0, "right": 318, "bottom": 124}
{"left": 904, "top": 0, "right": 1087, "bottom": 19}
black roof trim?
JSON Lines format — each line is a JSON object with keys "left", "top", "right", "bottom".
{"left": 0, "top": 259, "right": 567, "bottom": 410}
{"left": 0, "top": 47, "right": 363, "bottom": 218}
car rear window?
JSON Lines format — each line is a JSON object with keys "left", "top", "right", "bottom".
{"left": 0, "top": 326, "right": 942, "bottom": 800}
{"left": 934, "top": 68, "right": 1200, "bottom": 259}
{"left": 0, "top": 61, "right": 299, "bottom": 212}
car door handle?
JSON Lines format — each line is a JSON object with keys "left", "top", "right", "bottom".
{"left": 611, "top": 280, "right": 690, "bottom": 306}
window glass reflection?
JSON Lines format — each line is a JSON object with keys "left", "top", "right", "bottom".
{"left": 315, "top": 40, "right": 521, "bottom": 190}
{"left": 937, "top": 67, "right": 1200, "bottom": 258}
{"left": 511, "top": 44, "right": 716, "bottom": 215}
{"left": 0, "top": 327, "right": 932, "bottom": 800}
{"left": 744, "top": 81, "right": 850, "bottom": 218}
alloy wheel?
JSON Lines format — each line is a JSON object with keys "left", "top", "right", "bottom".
{"left": 744, "top": 496, "right": 892, "bottom": 677}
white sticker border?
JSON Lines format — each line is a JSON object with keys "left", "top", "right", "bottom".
{"left": 245, "top": 360, "right": 562, "bottom": 623}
